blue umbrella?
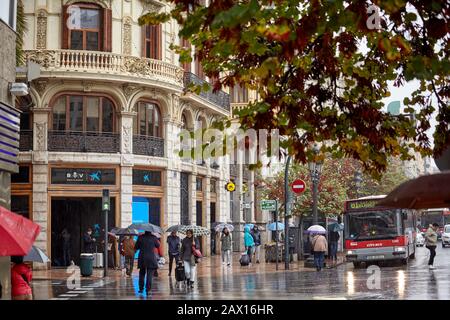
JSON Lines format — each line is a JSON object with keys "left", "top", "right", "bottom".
{"left": 244, "top": 224, "right": 254, "bottom": 230}
{"left": 267, "top": 222, "right": 285, "bottom": 231}
{"left": 328, "top": 223, "right": 344, "bottom": 232}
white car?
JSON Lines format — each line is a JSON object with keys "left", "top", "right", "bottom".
{"left": 416, "top": 232, "right": 425, "bottom": 247}
{"left": 442, "top": 225, "right": 450, "bottom": 248}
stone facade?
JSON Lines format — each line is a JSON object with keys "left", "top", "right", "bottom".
{"left": 13, "top": 0, "right": 260, "bottom": 269}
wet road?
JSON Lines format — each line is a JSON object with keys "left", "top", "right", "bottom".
{"left": 32, "top": 245, "right": 450, "bottom": 300}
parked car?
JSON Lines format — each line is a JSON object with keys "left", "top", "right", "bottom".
{"left": 442, "top": 225, "right": 450, "bottom": 248}
{"left": 416, "top": 232, "right": 425, "bottom": 247}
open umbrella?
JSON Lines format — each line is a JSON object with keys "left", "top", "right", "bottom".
{"left": 128, "top": 223, "right": 163, "bottom": 235}
{"left": 328, "top": 223, "right": 344, "bottom": 232}
{"left": 378, "top": 171, "right": 450, "bottom": 209}
{"left": 110, "top": 227, "right": 139, "bottom": 236}
{"left": 267, "top": 222, "right": 284, "bottom": 231}
{"left": 166, "top": 225, "right": 183, "bottom": 233}
{"left": 307, "top": 225, "right": 327, "bottom": 234}
{"left": 244, "top": 223, "right": 254, "bottom": 230}
{"left": 0, "top": 206, "right": 41, "bottom": 256}
{"left": 24, "top": 245, "right": 49, "bottom": 263}
{"left": 214, "top": 223, "right": 234, "bottom": 232}
{"left": 178, "top": 225, "right": 210, "bottom": 236}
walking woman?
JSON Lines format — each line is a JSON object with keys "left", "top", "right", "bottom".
{"left": 134, "top": 231, "right": 160, "bottom": 295}
{"left": 244, "top": 226, "right": 255, "bottom": 264}
{"left": 220, "top": 227, "right": 232, "bottom": 266}
{"left": 180, "top": 230, "right": 200, "bottom": 289}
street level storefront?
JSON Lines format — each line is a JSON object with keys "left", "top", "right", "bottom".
{"left": 48, "top": 165, "right": 119, "bottom": 266}
{"left": 132, "top": 167, "right": 165, "bottom": 254}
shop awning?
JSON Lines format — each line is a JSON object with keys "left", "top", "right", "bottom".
{"left": 0, "top": 206, "right": 40, "bottom": 256}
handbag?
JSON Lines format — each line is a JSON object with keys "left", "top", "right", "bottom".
{"left": 192, "top": 244, "right": 203, "bottom": 258}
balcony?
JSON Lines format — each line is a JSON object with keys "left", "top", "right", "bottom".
{"left": 48, "top": 131, "right": 120, "bottom": 153}
{"left": 133, "top": 135, "right": 164, "bottom": 157}
{"left": 24, "top": 50, "right": 184, "bottom": 88}
{"left": 19, "top": 130, "right": 33, "bottom": 151}
{"left": 183, "top": 72, "right": 230, "bottom": 112}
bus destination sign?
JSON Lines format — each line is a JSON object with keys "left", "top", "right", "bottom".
{"left": 347, "top": 199, "right": 379, "bottom": 210}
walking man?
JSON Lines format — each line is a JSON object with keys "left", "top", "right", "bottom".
{"left": 167, "top": 230, "right": 181, "bottom": 276}
{"left": 328, "top": 229, "right": 340, "bottom": 266}
{"left": 425, "top": 223, "right": 439, "bottom": 270}
{"left": 135, "top": 231, "right": 160, "bottom": 295}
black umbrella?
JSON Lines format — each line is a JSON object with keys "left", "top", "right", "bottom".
{"left": 166, "top": 225, "right": 183, "bottom": 233}
{"left": 128, "top": 223, "right": 163, "bottom": 234}
{"left": 110, "top": 227, "right": 139, "bottom": 236}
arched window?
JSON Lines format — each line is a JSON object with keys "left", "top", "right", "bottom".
{"left": 181, "top": 113, "right": 188, "bottom": 130}
{"left": 62, "top": 3, "right": 112, "bottom": 51}
{"left": 133, "top": 101, "right": 162, "bottom": 137}
{"left": 51, "top": 94, "right": 116, "bottom": 133}
{"left": 15, "top": 96, "right": 33, "bottom": 130}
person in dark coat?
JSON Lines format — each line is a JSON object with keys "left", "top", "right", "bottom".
{"left": 134, "top": 231, "right": 160, "bottom": 295}
{"left": 83, "top": 228, "right": 96, "bottom": 253}
{"left": 61, "top": 228, "right": 71, "bottom": 266}
{"left": 167, "top": 231, "right": 181, "bottom": 276}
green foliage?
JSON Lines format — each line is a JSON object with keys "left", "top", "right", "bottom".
{"left": 140, "top": 0, "right": 450, "bottom": 177}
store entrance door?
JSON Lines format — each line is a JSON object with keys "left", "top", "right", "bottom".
{"left": 51, "top": 197, "right": 115, "bottom": 267}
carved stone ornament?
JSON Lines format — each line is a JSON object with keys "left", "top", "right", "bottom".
{"left": 122, "top": 83, "right": 139, "bottom": 101}
{"left": 122, "top": 125, "right": 132, "bottom": 154}
{"left": 36, "top": 10, "right": 48, "bottom": 49}
{"left": 35, "top": 122, "right": 47, "bottom": 150}
{"left": 25, "top": 50, "right": 57, "bottom": 68}
{"left": 142, "top": 0, "right": 164, "bottom": 13}
{"left": 122, "top": 17, "right": 132, "bottom": 55}
{"left": 33, "top": 79, "right": 48, "bottom": 96}
{"left": 82, "top": 81, "right": 94, "bottom": 92}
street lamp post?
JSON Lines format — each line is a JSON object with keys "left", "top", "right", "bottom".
{"left": 354, "top": 170, "right": 363, "bottom": 198}
{"left": 284, "top": 155, "right": 292, "bottom": 270}
{"left": 308, "top": 145, "right": 323, "bottom": 226}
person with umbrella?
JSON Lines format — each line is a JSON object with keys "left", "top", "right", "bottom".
{"left": 11, "top": 256, "right": 33, "bottom": 300}
{"left": 328, "top": 226, "right": 340, "bottom": 266}
{"left": 251, "top": 226, "right": 262, "bottom": 264}
{"left": 134, "top": 231, "right": 160, "bottom": 295}
{"left": 167, "top": 230, "right": 181, "bottom": 276}
{"left": 121, "top": 236, "right": 136, "bottom": 276}
{"left": 244, "top": 226, "right": 255, "bottom": 265}
{"left": 311, "top": 232, "right": 328, "bottom": 271}
{"left": 220, "top": 227, "right": 232, "bottom": 266}
{"left": 180, "top": 229, "right": 200, "bottom": 289}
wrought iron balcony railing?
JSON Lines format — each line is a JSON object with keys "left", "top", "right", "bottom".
{"left": 183, "top": 72, "right": 230, "bottom": 112}
{"left": 48, "top": 131, "right": 120, "bottom": 153}
{"left": 133, "top": 135, "right": 164, "bottom": 157}
{"left": 19, "top": 130, "right": 33, "bottom": 151}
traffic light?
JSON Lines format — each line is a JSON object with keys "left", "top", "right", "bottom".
{"left": 102, "top": 189, "right": 110, "bottom": 211}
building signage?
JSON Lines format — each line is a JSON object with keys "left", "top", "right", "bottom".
{"left": 260, "top": 200, "right": 277, "bottom": 211}
{"left": 225, "top": 181, "right": 235, "bottom": 192}
{"left": 51, "top": 168, "right": 116, "bottom": 185}
{"left": 0, "top": 102, "right": 20, "bottom": 173}
{"left": 132, "top": 169, "right": 162, "bottom": 186}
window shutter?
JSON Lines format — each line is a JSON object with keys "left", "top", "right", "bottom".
{"left": 141, "top": 25, "right": 146, "bottom": 57}
{"left": 102, "top": 8, "right": 112, "bottom": 52}
{"left": 61, "top": 4, "right": 70, "bottom": 49}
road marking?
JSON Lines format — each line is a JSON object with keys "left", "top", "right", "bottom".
{"left": 58, "top": 294, "right": 79, "bottom": 297}
{"left": 51, "top": 298, "right": 70, "bottom": 300}
{"left": 67, "top": 290, "right": 87, "bottom": 294}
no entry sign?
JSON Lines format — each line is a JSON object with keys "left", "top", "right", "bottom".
{"left": 291, "top": 179, "right": 306, "bottom": 194}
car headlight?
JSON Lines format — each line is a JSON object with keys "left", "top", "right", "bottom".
{"left": 395, "top": 247, "right": 406, "bottom": 252}
{"left": 347, "top": 250, "right": 354, "bottom": 255}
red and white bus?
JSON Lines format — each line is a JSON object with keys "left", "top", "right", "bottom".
{"left": 344, "top": 195, "right": 417, "bottom": 268}
{"left": 418, "top": 208, "right": 450, "bottom": 238}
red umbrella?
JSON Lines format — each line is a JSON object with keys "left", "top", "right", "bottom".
{"left": 378, "top": 171, "right": 450, "bottom": 209}
{"left": 0, "top": 206, "right": 41, "bottom": 256}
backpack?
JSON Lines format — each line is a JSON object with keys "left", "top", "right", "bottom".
{"left": 239, "top": 253, "right": 250, "bottom": 266}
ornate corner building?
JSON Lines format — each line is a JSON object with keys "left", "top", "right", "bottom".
{"left": 11, "top": 0, "right": 262, "bottom": 267}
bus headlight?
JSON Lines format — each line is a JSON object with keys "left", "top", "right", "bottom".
{"left": 347, "top": 250, "right": 354, "bottom": 255}
{"left": 395, "top": 247, "right": 406, "bottom": 252}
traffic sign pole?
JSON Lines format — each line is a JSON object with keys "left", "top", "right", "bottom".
{"left": 102, "top": 189, "right": 110, "bottom": 278}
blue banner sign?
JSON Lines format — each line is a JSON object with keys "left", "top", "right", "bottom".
{"left": 0, "top": 102, "right": 20, "bottom": 173}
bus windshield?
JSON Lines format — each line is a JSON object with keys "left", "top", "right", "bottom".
{"left": 346, "top": 210, "right": 400, "bottom": 240}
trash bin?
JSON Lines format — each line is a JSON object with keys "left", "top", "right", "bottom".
{"left": 80, "top": 253, "right": 94, "bottom": 277}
